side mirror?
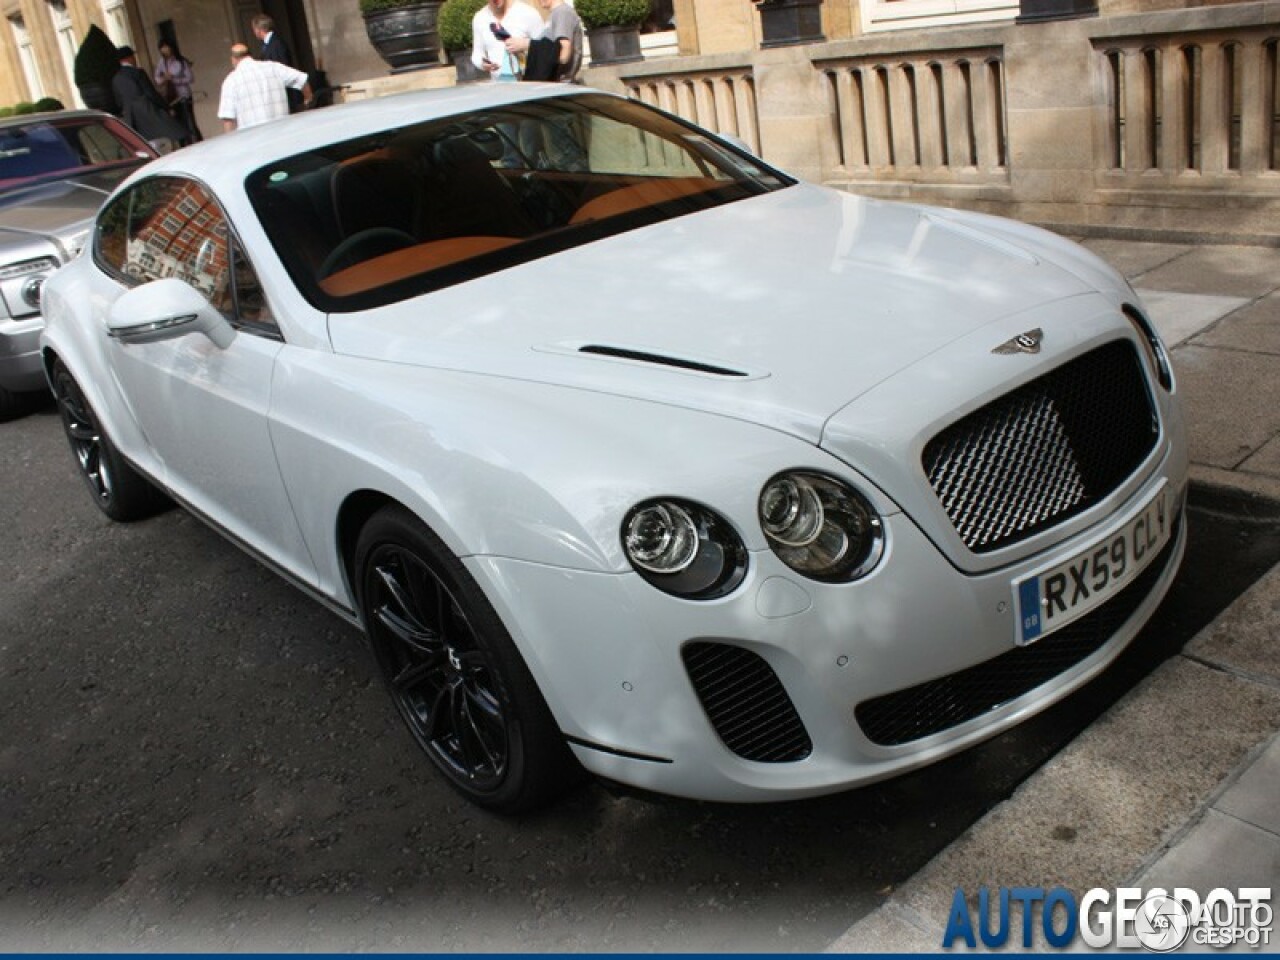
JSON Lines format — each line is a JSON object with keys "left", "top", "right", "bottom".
{"left": 715, "top": 132, "right": 754, "bottom": 156}
{"left": 107, "top": 277, "right": 236, "bottom": 350}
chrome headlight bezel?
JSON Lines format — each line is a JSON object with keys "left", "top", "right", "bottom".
{"left": 622, "top": 498, "right": 748, "bottom": 600}
{"left": 1123, "top": 303, "right": 1174, "bottom": 392}
{"left": 759, "top": 470, "right": 884, "bottom": 583}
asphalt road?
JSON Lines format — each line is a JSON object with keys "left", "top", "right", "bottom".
{"left": 3, "top": 399, "right": 1278, "bottom": 952}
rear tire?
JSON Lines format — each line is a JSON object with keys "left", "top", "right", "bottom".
{"left": 355, "top": 505, "right": 582, "bottom": 814}
{"left": 51, "top": 360, "right": 165, "bottom": 521}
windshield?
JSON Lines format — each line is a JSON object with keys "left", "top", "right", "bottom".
{"left": 246, "top": 93, "right": 792, "bottom": 312}
{"left": 0, "top": 116, "right": 152, "bottom": 192}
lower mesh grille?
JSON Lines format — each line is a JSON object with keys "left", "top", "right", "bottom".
{"left": 683, "top": 642, "right": 812, "bottom": 763}
{"left": 854, "top": 512, "right": 1180, "bottom": 747}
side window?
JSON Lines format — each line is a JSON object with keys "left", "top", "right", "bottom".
{"left": 123, "top": 178, "right": 230, "bottom": 303}
{"left": 95, "top": 191, "right": 130, "bottom": 274}
{"left": 77, "top": 123, "right": 134, "bottom": 164}
{"left": 229, "top": 238, "right": 278, "bottom": 335}
{"left": 95, "top": 176, "right": 278, "bottom": 337}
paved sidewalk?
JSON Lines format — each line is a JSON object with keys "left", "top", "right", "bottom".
{"left": 830, "top": 241, "right": 1280, "bottom": 953}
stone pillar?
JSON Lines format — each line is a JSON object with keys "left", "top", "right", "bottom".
{"left": 1001, "top": 17, "right": 1100, "bottom": 228}
{"left": 753, "top": 45, "right": 830, "bottom": 183}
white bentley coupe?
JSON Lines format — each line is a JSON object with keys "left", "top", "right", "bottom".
{"left": 39, "top": 85, "right": 1187, "bottom": 812}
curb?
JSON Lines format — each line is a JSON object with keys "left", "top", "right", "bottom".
{"left": 1187, "top": 466, "right": 1280, "bottom": 521}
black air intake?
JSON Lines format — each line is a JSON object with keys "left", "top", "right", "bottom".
{"left": 682, "top": 642, "right": 812, "bottom": 763}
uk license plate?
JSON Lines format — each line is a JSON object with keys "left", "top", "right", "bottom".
{"left": 1014, "top": 483, "right": 1171, "bottom": 646}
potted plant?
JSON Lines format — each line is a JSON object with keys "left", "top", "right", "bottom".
{"left": 73, "top": 24, "right": 120, "bottom": 114}
{"left": 438, "top": 0, "right": 488, "bottom": 82}
{"left": 361, "top": 0, "right": 445, "bottom": 73}
{"left": 753, "top": 0, "right": 824, "bottom": 48}
{"left": 576, "top": 0, "right": 649, "bottom": 66}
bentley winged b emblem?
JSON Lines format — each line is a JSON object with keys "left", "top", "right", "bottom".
{"left": 992, "top": 328, "right": 1044, "bottom": 355}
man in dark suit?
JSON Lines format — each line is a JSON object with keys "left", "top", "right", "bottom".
{"left": 251, "top": 15, "right": 303, "bottom": 112}
{"left": 110, "top": 45, "right": 187, "bottom": 150}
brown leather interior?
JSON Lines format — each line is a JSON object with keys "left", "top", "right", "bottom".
{"left": 318, "top": 236, "right": 522, "bottom": 297}
{"left": 568, "top": 177, "right": 724, "bottom": 224}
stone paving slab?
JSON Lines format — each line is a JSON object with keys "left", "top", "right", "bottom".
{"left": 1135, "top": 809, "right": 1280, "bottom": 901}
{"left": 1214, "top": 736, "right": 1280, "bottom": 835}
{"left": 1193, "top": 292, "right": 1280, "bottom": 356}
{"left": 1078, "top": 238, "right": 1192, "bottom": 278}
{"left": 1171, "top": 346, "right": 1280, "bottom": 472}
{"left": 1130, "top": 247, "right": 1280, "bottom": 299}
{"left": 1187, "top": 561, "right": 1280, "bottom": 687}
{"left": 1137, "top": 289, "right": 1251, "bottom": 346}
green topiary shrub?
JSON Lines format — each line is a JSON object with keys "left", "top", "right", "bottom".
{"left": 34, "top": 97, "right": 65, "bottom": 112}
{"left": 575, "top": 0, "right": 649, "bottom": 29}
{"left": 359, "top": 0, "right": 423, "bottom": 14}
{"left": 12, "top": 102, "right": 38, "bottom": 115}
{"left": 73, "top": 24, "right": 119, "bottom": 86}
{"left": 0, "top": 107, "right": 13, "bottom": 118}
{"left": 438, "top": 0, "right": 486, "bottom": 51}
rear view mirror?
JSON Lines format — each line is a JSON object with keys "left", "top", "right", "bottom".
{"left": 107, "top": 277, "right": 236, "bottom": 349}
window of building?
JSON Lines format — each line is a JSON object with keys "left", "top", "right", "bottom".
{"left": 860, "top": 0, "right": 1017, "bottom": 34}
{"left": 8, "top": 16, "right": 45, "bottom": 101}
{"left": 46, "top": 0, "right": 81, "bottom": 106}
{"left": 99, "top": 0, "right": 132, "bottom": 46}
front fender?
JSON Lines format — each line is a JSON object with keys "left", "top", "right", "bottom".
{"left": 39, "top": 260, "right": 161, "bottom": 484}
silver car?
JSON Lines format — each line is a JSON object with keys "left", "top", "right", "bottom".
{"left": 0, "top": 109, "right": 155, "bottom": 418}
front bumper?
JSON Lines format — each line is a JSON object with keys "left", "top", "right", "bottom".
{"left": 470, "top": 460, "right": 1187, "bottom": 803}
{"left": 0, "top": 316, "right": 48, "bottom": 394}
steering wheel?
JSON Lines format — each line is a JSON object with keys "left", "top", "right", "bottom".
{"left": 319, "top": 228, "right": 417, "bottom": 279}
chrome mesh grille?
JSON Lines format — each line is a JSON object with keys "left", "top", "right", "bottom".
{"left": 682, "top": 642, "right": 812, "bottom": 763}
{"left": 924, "top": 341, "right": 1158, "bottom": 553}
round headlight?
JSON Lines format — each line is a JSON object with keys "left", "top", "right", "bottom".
{"left": 625, "top": 502, "right": 698, "bottom": 574}
{"left": 622, "top": 499, "right": 747, "bottom": 600}
{"left": 759, "top": 472, "right": 883, "bottom": 582}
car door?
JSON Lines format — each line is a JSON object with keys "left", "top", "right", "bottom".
{"left": 95, "top": 175, "right": 316, "bottom": 581}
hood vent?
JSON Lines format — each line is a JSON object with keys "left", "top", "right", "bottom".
{"left": 578, "top": 344, "right": 748, "bottom": 377}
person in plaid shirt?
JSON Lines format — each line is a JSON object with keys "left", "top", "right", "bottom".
{"left": 217, "top": 44, "right": 312, "bottom": 132}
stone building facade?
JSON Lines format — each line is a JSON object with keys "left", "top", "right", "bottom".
{"left": 1, "top": 0, "right": 1276, "bottom": 241}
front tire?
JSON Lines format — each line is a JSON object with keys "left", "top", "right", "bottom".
{"left": 51, "top": 360, "right": 164, "bottom": 521}
{"left": 354, "top": 506, "right": 581, "bottom": 814}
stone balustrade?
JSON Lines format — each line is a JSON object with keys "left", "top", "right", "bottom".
{"left": 585, "top": 0, "right": 1280, "bottom": 243}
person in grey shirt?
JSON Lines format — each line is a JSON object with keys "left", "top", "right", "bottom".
{"left": 503, "top": 0, "right": 583, "bottom": 82}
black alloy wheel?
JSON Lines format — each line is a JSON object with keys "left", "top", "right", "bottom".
{"left": 355, "top": 506, "right": 580, "bottom": 813}
{"left": 51, "top": 360, "right": 163, "bottom": 521}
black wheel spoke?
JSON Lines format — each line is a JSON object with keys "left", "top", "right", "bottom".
{"left": 390, "top": 654, "right": 444, "bottom": 694}
{"left": 374, "top": 556, "right": 441, "bottom": 654}
{"left": 460, "top": 693, "right": 502, "bottom": 775}
{"left": 447, "top": 679, "right": 481, "bottom": 773}
{"left": 65, "top": 420, "right": 95, "bottom": 442}
{"left": 463, "top": 679, "right": 502, "bottom": 724}
{"left": 424, "top": 681, "right": 452, "bottom": 741}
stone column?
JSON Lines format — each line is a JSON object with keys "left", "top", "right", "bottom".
{"left": 1001, "top": 17, "right": 1100, "bottom": 227}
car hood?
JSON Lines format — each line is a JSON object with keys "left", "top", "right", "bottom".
{"left": 328, "top": 185, "right": 1108, "bottom": 442}
{"left": 0, "top": 169, "right": 129, "bottom": 246}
